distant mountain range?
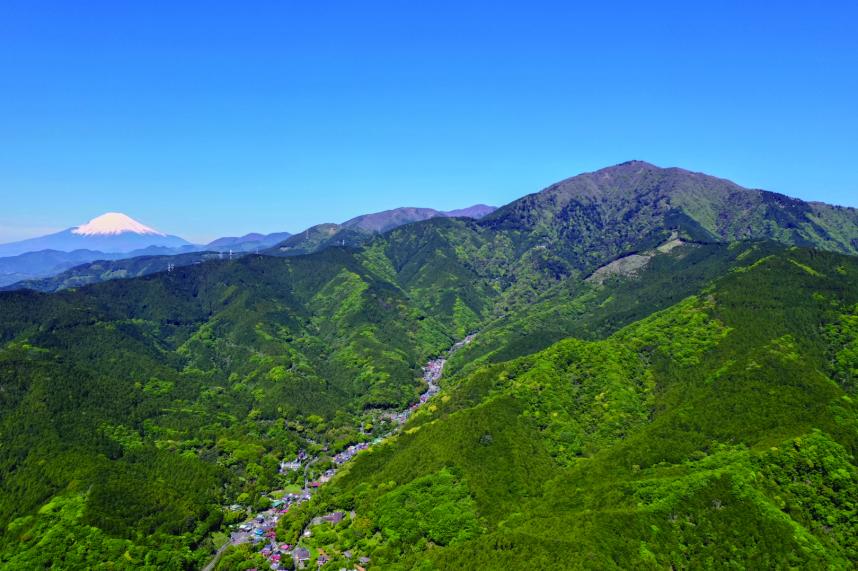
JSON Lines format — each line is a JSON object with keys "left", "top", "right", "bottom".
{"left": 0, "top": 204, "right": 496, "bottom": 291}
{"left": 274, "top": 204, "right": 497, "bottom": 255}
{"left": 11, "top": 159, "right": 858, "bottom": 295}
{"left": 0, "top": 248, "right": 176, "bottom": 288}
{"left": 0, "top": 213, "right": 191, "bottom": 257}
{"left": 206, "top": 232, "right": 293, "bottom": 252}
{"left": 0, "top": 213, "right": 198, "bottom": 286}
{"left": 342, "top": 205, "right": 496, "bottom": 233}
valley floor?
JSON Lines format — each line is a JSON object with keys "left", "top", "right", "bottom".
{"left": 208, "top": 336, "right": 474, "bottom": 570}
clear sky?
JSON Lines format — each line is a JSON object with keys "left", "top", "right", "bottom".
{"left": 1, "top": 1, "right": 856, "bottom": 243}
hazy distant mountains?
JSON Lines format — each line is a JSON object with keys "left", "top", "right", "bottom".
{"left": 442, "top": 204, "right": 497, "bottom": 219}
{"left": 0, "top": 212, "right": 191, "bottom": 257}
{"left": 0, "top": 246, "right": 208, "bottom": 288}
{"left": 0, "top": 204, "right": 496, "bottom": 291}
{"left": 343, "top": 205, "right": 496, "bottom": 233}
{"left": 0, "top": 213, "right": 198, "bottom": 286}
{"left": 13, "top": 157, "right": 858, "bottom": 295}
{"left": 206, "top": 232, "right": 293, "bottom": 252}
{"left": 0, "top": 250, "right": 224, "bottom": 292}
{"left": 8, "top": 154, "right": 858, "bottom": 293}
{"left": 274, "top": 204, "right": 497, "bottom": 255}
{"left": 0, "top": 249, "right": 133, "bottom": 288}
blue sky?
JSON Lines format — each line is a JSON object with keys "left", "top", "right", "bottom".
{"left": 1, "top": 1, "right": 856, "bottom": 243}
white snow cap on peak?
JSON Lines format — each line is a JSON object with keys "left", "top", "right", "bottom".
{"left": 72, "top": 212, "right": 166, "bottom": 236}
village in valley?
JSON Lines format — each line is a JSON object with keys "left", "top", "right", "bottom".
{"left": 207, "top": 335, "right": 475, "bottom": 570}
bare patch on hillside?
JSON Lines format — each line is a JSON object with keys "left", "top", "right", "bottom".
{"left": 586, "top": 254, "right": 653, "bottom": 284}
{"left": 586, "top": 234, "right": 689, "bottom": 285}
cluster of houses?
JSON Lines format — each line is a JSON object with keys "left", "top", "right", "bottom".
{"left": 423, "top": 358, "right": 444, "bottom": 384}
{"left": 380, "top": 408, "right": 411, "bottom": 425}
{"left": 231, "top": 337, "right": 479, "bottom": 570}
{"left": 290, "top": 545, "right": 371, "bottom": 570}
{"left": 272, "top": 492, "right": 310, "bottom": 509}
{"left": 376, "top": 356, "right": 447, "bottom": 427}
{"left": 232, "top": 491, "right": 316, "bottom": 569}
{"left": 308, "top": 511, "right": 346, "bottom": 527}
{"left": 279, "top": 449, "right": 309, "bottom": 474}
{"left": 231, "top": 484, "right": 372, "bottom": 569}
{"left": 332, "top": 441, "right": 370, "bottom": 465}
{"left": 247, "top": 519, "right": 371, "bottom": 570}
{"left": 291, "top": 513, "right": 372, "bottom": 569}
{"left": 419, "top": 358, "right": 443, "bottom": 401}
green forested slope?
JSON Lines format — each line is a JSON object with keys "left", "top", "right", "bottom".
{"left": 0, "top": 247, "right": 460, "bottom": 568}
{"left": 444, "top": 240, "right": 784, "bottom": 377}
{"left": 484, "top": 161, "right": 858, "bottom": 259}
{"left": 3, "top": 162, "right": 858, "bottom": 569}
{"left": 293, "top": 248, "right": 858, "bottom": 569}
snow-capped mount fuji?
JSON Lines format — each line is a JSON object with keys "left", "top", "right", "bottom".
{"left": 71, "top": 212, "right": 166, "bottom": 237}
{"left": 0, "top": 212, "right": 192, "bottom": 257}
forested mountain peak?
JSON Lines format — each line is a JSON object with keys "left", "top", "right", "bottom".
{"left": 483, "top": 161, "right": 858, "bottom": 256}
{"left": 341, "top": 207, "right": 448, "bottom": 233}
{"left": 272, "top": 204, "right": 496, "bottom": 256}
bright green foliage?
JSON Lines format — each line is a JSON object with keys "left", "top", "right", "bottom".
{"left": 827, "top": 303, "right": 858, "bottom": 392}
{"left": 508, "top": 338, "right": 654, "bottom": 462}
{"left": 335, "top": 393, "right": 558, "bottom": 523}
{"left": 445, "top": 240, "right": 781, "bottom": 378}
{"left": 301, "top": 248, "right": 858, "bottom": 569}
{"left": 615, "top": 296, "right": 730, "bottom": 367}
{"left": 0, "top": 247, "right": 458, "bottom": 566}
{"left": 375, "top": 469, "right": 482, "bottom": 547}
{"left": 3, "top": 493, "right": 200, "bottom": 569}
{"left": 756, "top": 431, "right": 858, "bottom": 560}
{"left": 214, "top": 543, "right": 271, "bottom": 570}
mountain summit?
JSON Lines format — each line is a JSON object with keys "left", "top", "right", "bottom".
{"left": 483, "top": 161, "right": 858, "bottom": 267}
{"left": 0, "top": 212, "right": 190, "bottom": 256}
{"left": 273, "top": 204, "right": 497, "bottom": 255}
{"left": 71, "top": 212, "right": 166, "bottom": 237}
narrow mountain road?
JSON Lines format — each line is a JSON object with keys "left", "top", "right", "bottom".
{"left": 201, "top": 541, "right": 230, "bottom": 571}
